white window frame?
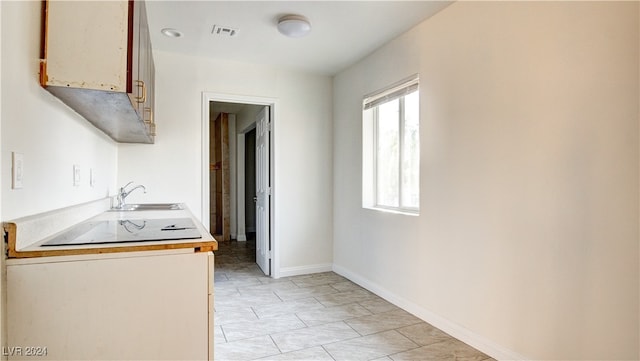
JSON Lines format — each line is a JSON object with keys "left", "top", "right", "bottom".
{"left": 362, "top": 74, "right": 420, "bottom": 215}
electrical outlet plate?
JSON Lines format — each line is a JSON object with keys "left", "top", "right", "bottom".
{"left": 73, "top": 165, "right": 81, "bottom": 186}
{"left": 12, "top": 152, "right": 24, "bottom": 189}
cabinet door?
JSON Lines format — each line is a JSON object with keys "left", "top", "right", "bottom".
{"left": 136, "top": 0, "right": 155, "bottom": 134}
{"left": 208, "top": 252, "right": 215, "bottom": 360}
{"left": 7, "top": 252, "right": 210, "bottom": 360}
{"left": 45, "top": 1, "right": 129, "bottom": 91}
{"left": 130, "top": 0, "right": 144, "bottom": 116}
{"left": 147, "top": 54, "right": 157, "bottom": 135}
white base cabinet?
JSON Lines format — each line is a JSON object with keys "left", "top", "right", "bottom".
{"left": 7, "top": 251, "right": 214, "bottom": 360}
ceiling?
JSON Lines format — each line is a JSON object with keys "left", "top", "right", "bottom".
{"left": 146, "top": 1, "right": 452, "bottom": 76}
{"left": 210, "top": 101, "right": 264, "bottom": 122}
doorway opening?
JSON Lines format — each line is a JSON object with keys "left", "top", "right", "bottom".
{"left": 202, "top": 93, "right": 276, "bottom": 277}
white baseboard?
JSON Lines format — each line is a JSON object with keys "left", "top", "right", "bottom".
{"left": 278, "top": 263, "right": 333, "bottom": 278}
{"left": 237, "top": 234, "right": 247, "bottom": 242}
{"left": 332, "top": 264, "right": 529, "bottom": 361}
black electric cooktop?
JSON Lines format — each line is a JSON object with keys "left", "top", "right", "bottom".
{"left": 42, "top": 218, "right": 202, "bottom": 247}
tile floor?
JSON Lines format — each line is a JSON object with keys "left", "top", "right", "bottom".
{"left": 213, "top": 239, "right": 494, "bottom": 361}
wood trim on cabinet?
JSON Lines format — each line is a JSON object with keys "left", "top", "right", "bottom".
{"left": 4, "top": 222, "right": 218, "bottom": 259}
{"left": 126, "top": 0, "right": 134, "bottom": 94}
{"left": 39, "top": 61, "right": 47, "bottom": 87}
{"left": 4, "top": 223, "right": 17, "bottom": 259}
{"left": 195, "top": 246, "right": 216, "bottom": 253}
{"left": 39, "top": 0, "right": 49, "bottom": 86}
{"left": 7, "top": 240, "right": 219, "bottom": 259}
{"left": 40, "top": 0, "right": 48, "bottom": 60}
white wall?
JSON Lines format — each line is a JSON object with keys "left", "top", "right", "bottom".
{"left": 118, "top": 51, "right": 334, "bottom": 274}
{"left": 1, "top": 3, "right": 118, "bottom": 353}
{"left": 333, "top": 2, "right": 638, "bottom": 360}
{"left": 236, "top": 104, "right": 262, "bottom": 134}
{"left": 1, "top": 1, "right": 118, "bottom": 221}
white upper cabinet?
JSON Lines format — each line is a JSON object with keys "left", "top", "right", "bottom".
{"left": 40, "top": 0, "right": 156, "bottom": 143}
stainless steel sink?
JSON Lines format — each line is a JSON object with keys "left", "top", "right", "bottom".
{"left": 111, "top": 203, "right": 183, "bottom": 211}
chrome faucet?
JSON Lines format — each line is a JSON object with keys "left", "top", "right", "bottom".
{"left": 116, "top": 181, "right": 146, "bottom": 209}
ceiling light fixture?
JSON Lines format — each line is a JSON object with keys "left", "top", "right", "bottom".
{"left": 277, "top": 15, "right": 311, "bottom": 38}
{"left": 161, "top": 28, "right": 183, "bottom": 38}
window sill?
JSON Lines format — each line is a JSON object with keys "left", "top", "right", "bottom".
{"left": 363, "top": 206, "right": 419, "bottom": 217}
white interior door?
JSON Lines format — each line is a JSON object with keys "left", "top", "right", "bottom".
{"left": 255, "top": 107, "right": 271, "bottom": 276}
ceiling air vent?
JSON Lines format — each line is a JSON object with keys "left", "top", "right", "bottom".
{"left": 212, "top": 25, "right": 238, "bottom": 37}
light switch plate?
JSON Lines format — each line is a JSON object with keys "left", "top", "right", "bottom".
{"left": 90, "top": 168, "right": 95, "bottom": 187}
{"left": 12, "top": 152, "right": 24, "bottom": 189}
{"left": 73, "top": 165, "right": 81, "bottom": 186}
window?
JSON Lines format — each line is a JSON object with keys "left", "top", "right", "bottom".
{"left": 363, "top": 75, "right": 420, "bottom": 214}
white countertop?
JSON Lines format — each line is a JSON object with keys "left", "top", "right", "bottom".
{"left": 22, "top": 206, "right": 214, "bottom": 252}
{"left": 5, "top": 198, "right": 216, "bottom": 258}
